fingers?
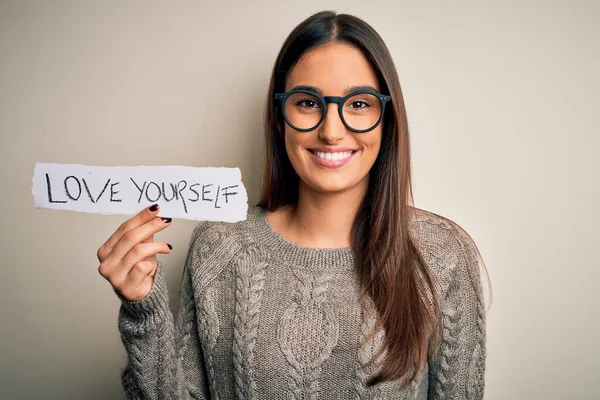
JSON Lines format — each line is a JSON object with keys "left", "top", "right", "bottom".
{"left": 142, "top": 234, "right": 155, "bottom": 244}
{"left": 102, "top": 216, "right": 172, "bottom": 273}
{"left": 114, "top": 261, "right": 158, "bottom": 302}
{"left": 112, "top": 242, "right": 173, "bottom": 285}
{"left": 97, "top": 204, "right": 161, "bottom": 263}
{"left": 124, "top": 260, "right": 160, "bottom": 294}
{"left": 97, "top": 204, "right": 176, "bottom": 301}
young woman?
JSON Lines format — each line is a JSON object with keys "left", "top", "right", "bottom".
{"left": 97, "top": 10, "right": 487, "bottom": 399}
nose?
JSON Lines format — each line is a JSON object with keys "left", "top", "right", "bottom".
{"left": 318, "top": 103, "right": 346, "bottom": 143}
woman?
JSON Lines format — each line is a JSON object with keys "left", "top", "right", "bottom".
{"left": 97, "top": 10, "right": 487, "bottom": 399}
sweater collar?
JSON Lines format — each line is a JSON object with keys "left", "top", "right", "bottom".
{"left": 247, "top": 206, "right": 355, "bottom": 272}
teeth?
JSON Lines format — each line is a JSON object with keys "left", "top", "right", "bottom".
{"left": 314, "top": 151, "right": 353, "bottom": 161}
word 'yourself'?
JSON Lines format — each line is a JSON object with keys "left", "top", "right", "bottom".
{"left": 44, "top": 174, "right": 239, "bottom": 213}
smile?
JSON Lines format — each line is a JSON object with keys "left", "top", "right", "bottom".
{"left": 314, "top": 151, "right": 353, "bottom": 161}
{"left": 307, "top": 148, "right": 357, "bottom": 168}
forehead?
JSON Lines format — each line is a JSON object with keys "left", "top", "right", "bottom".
{"left": 285, "top": 42, "right": 380, "bottom": 94}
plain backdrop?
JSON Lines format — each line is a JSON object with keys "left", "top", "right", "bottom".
{"left": 1, "top": 1, "right": 598, "bottom": 399}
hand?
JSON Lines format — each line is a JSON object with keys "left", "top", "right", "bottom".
{"left": 97, "top": 204, "right": 173, "bottom": 301}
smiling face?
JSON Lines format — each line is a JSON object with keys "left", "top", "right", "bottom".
{"left": 283, "top": 42, "right": 384, "bottom": 196}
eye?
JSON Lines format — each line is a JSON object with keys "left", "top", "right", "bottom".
{"left": 349, "top": 100, "right": 371, "bottom": 109}
{"left": 295, "top": 98, "right": 321, "bottom": 109}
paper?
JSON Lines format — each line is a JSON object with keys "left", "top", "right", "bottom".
{"left": 32, "top": 163, "right": 248, "bottom": 222}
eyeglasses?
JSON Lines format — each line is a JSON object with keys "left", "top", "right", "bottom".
{"left": 275, "top": 88, "right": 391, "bottom": 133}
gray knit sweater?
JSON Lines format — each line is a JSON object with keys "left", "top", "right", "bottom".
{"left": 116, "top": 206, "right": 486, "bottom": 399}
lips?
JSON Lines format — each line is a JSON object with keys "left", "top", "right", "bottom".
{"left": 307, "top": 148, "right": 357, "bottom": 168}
{"left": 313, "top": 150, "right": 353, "bottom": 161}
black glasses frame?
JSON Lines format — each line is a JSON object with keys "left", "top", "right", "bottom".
{"left": 275, "top": 88, "right": 391, "bottom": 133}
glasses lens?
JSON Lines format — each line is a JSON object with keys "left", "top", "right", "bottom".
{"left": 284, "top": 92, "right": 323, "bottom": 130}
{"left": 342, "top": 93, "right": 383, "bottom": 131}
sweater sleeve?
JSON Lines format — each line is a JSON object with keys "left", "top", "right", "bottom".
{"left": 428, "top": 225, "right": 487, "bottom": 400}
{"left": 116, "top": 233, "right": 210, "bottom": 399}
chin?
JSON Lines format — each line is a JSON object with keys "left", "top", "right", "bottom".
{"left": 303, "top": 175, "right": 364, "bottom": 195}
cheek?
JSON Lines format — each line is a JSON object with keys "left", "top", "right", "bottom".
{"left": 360, "top": 132, "right": 383, "bottom": 160}
{"left": 284, "top": 128, "right": 309, "bottom": 160}
{"left": 283, "top": 132, "right": 306, "bottom": 174}
{"left": 284, "top": 130, "right": 298, "bottom": 159}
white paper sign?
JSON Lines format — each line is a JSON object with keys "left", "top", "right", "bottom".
{"left": 32, "top": 163, "right": 248, "bottom": 222}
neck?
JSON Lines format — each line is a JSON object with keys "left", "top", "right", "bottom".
{"left": 286, "top": 179, "right": 367, "bottom": 248}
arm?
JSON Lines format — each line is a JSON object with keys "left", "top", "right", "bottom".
{"left": 116, "top": 232, "right": 210, "bottom": 399}
{"left": 428, "top": 226, "right": 487, "bottom": 400}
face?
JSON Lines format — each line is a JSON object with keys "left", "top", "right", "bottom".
{"left": 283, "top": 42, "right": 383, "bottom": 196}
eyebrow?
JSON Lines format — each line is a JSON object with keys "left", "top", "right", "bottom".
{"left": 289, "top": 84, "right": 380, "bottom": 95}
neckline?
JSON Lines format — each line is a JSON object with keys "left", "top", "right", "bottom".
{"left": 250, "top": 206, "right": 355, "bottom": 271}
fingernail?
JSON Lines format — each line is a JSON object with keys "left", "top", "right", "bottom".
{"left": 167, "top": 243, "right": 173, "bottom": 250}
{"left": 149, "top": 204, "right": 159, "bottom": 212}
{"left": 161, "top": 217, "right": 172, "bottom": 223}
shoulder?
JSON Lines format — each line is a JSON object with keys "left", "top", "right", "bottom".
{"left": 410, "top": 207, "right": 486, "bottom": 299}
{"left": 410, "top": 207, "right": 478, "bottom": 261}
{"left": 186, "top": 205, "right": 265, "bottom": 261}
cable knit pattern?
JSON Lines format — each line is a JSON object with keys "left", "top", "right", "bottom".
{"left": 353, "top": 294, "right": 425, "bottom": 400}
{"left": 115, "top": 206, "right": 487, "bottom": 399}
{"left": 277, "top": 269, "right": 339, "bottom": 399}
{"left": 233, "top": 245, "right": 268, "bottom": 399}
{"left": 413, "top": 212, "right": 487, "bottom": 400}
{"left": 354, "top": 295, "right": 385, "bottom": 399}
{"left": 432, "top": 266, "right": 462, "bottom": 398}
{"left": 197, "top": 286, "right": 220, "bottom": 399}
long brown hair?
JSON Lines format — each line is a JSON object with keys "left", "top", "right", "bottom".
{"left": 258, "top": 11, "right": 439, "bottom": 386}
